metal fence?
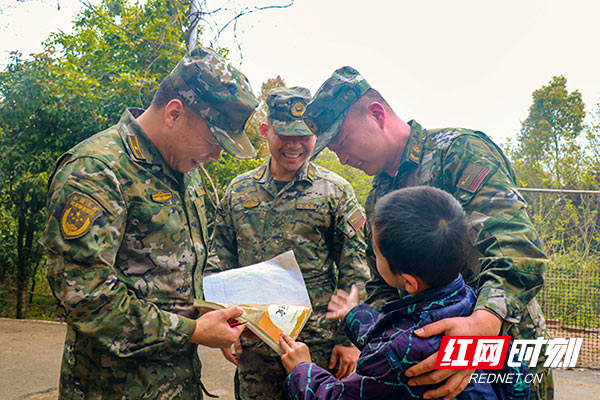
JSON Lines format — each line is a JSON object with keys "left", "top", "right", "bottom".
{"left": 538, "top": 268, "right": 600, "bottom": 368}
{"left": 521, "top": 188, "right": 600, "bottom": 368}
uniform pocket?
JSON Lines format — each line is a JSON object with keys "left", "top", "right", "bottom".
{"left": 230, "top": 201, "right": 267, "bottom": 251}
{"left": 118, "top": 197, "right": 195, "bottom": 299}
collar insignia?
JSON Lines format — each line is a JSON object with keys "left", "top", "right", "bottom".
{"left": 127, "top": 135, "right": 146, "bottom": 161}
{"left": 252, "top": 166, "right": 266, "bottom": 181}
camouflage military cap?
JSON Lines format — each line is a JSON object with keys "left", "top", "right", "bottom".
{"left": 304, "top": 66, "right": 371, "bottom": 157}
{"left": 169, "top": 46, "right": 259, "bottom": 159}
{"left": 266, "top": 86, "right": 313, "bottom": 137}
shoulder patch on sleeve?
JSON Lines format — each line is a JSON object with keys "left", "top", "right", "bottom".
{"left": 60, "top": 193, "right": 103, "bottom": 239}
{"left": 339, "top": 208, "right": 366, "bottom": 239}
{"left": 348, "top": 208, "right": 366, "bottom": 232}
{"left": 457, "top": 163, "right": 492, "bottom": 193}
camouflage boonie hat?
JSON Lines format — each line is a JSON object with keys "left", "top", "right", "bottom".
{"left": 304, "top": 66, "right": 371, "bottom": 157}
{"left": 266, "top": 86, "right": 313, "bottom": 137}
{"left": 169, "top": 46, "right": 259, "bottom": 159}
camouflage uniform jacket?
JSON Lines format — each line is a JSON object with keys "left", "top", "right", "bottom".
{"left": 41, "top": 108, "right": 209, "bottom": 399}
{"left": 207, "top": 159, "right": 370, "bottom": 352}
{"left": 364, "top": 120, "right": 547, "bottom": 336}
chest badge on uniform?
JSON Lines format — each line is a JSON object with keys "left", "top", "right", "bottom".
{"left": 60, "top": 193, "right": 103, "bottom": 240}
{"left": 195, "top": 186, "right": 205, "bottom": 197}
{"left": 152, "top": 190, "right": 173, "bottom": 203}
{"left": 457, "top": 164, "right": 492, "bottom": 193}
{"left": 242, "top": 200, "right": 259, "bottom": 208}
{"left": 296, "top": 202, "right": 318, "bottom": 210}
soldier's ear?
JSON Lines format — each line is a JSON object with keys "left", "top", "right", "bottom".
{"left": 367, "top": 101, "right": 386, "bottom": 130}
{"left": 164, "top": 99, "right": 185, "bottom": 127}
{"left": 260, "top": 123, "right": 270, "bottom": 140}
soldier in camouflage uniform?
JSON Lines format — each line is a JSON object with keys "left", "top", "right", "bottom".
{"left": 206, "top": 86, "right": 371, "bottom": 400}
{"left": 41, "top": 46, "right": 258, "bottom": 399}
{"left": 302, "top": 67, "right": 553, "bottom": 400}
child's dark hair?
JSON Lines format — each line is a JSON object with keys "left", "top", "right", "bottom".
{"left": 372, "top": 186, "right": 471, "bottom": 288}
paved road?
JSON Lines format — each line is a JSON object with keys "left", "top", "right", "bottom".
{"left": 1, "top": 318, "right": 599, "bottom": 399}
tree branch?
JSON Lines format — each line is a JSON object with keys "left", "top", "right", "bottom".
{"left": 76, "top": 0, "right": 186, "bottom": 54}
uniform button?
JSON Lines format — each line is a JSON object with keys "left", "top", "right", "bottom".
{"left": 359, "top": 338, "right": 365, "bottom": 346}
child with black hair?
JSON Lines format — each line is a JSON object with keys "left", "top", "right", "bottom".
{"left": 280, "top": 186, "right": 529, "bottom": 399}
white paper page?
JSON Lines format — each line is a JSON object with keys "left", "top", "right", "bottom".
{"left": 203, "top": 250, "right": 311, "bottom": 307}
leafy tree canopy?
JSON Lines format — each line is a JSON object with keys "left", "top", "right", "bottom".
{"left": 514, "top": 75, "right": 585, "bottom": 186}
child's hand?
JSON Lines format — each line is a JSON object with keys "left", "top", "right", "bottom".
{"left": 280, "top": 333, "right": 312, "bottom": 374}
{"left": 326, "top": 285, "right": 359, "bottom": 321}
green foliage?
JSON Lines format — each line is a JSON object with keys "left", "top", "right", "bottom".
{"left": 0, "top": 206, "right": 17, "bottom": 282}
{"left": 512, "top": 75, "right": 599, "bottom": 256}
{"left": 48, "top": 0, "right": 191, "bottom": 120}
{"left": 0, "top": 54, "right": 51, "bottom": 316}
{"left": 313, "top": 149, "right": 372, "bottom": 206}
{"left": 0, "top": 0, "right": 190, "bottom": 318}
{"left": 514, "top": 75, "right": 585, "bottom": 186}
{"left": 585, "top": 103, "right": 600, "bottom": 188}
{"left": 509, "top": 76, "right": 600, "bottom": 333}
{"left": 524, "top": 192, "right": 600, "bottom": 257}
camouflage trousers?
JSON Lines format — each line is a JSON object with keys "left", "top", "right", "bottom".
{"left": 508, "top": 298, "right": 554, "bottom": 400}
{"left": 57, "top": 327, "right": 205, "bottom": 399}
{"left": 234, "top": 342, "right": 334, "bottom": 400}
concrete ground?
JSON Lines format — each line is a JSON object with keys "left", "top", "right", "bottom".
{"left": 1, "top": 318, "right": 599, "bottom": 400}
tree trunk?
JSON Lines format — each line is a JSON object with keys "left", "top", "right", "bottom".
{"left": 15, "top": 278, "right": 26, "bottom": 319}
{"left": 14, "top": 213, "right": 37, "bottom": 319}
{"left": 28, "top": 258, "right": 41, "bottom": 305}
{"left": 15, "top": 213, "right": 26, "bottom": 319}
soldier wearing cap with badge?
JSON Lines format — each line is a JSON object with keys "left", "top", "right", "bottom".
{"left": 300, "top": 67, "right": 553, "bottom": 400}
{"left": 206, "top": 86, "right": 370, "bottom": 400}
{"left": 41, "top": 46, "right": 258, "bottom": 399}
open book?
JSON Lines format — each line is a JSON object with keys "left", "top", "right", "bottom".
{"left": 194, "top": 251, "right": 312, "bottom": 355}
